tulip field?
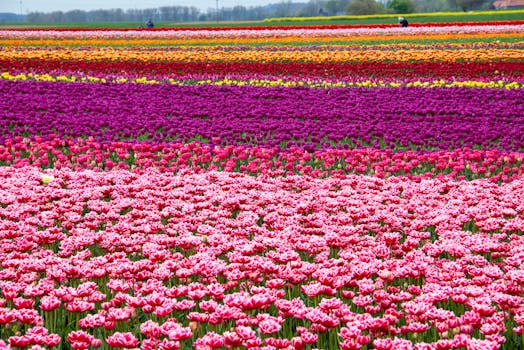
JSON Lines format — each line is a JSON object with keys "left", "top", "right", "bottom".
{"left": 0, "top": 19, "right": 524, "bottom": 350}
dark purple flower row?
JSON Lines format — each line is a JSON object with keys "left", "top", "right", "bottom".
{"left": 1, "top": 80, "right": 523, "bottom": 151}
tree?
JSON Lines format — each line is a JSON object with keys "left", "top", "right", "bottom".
{"left": 66, "top": 10, "right": 87, "bottom": 22}
{"left": 324, "top": 0, "right": 351, "bottom": 15}
{"left": 49, "top": 11, "right": 66, "bottom": 22}
{"left": 159, "top": 7, "right": 174, "bottom": 21}
{"left": 346, "top": 0, "right": 385, "bottom": 15}
{"left": 275, "top": 1, "right": 295, "bottom": 17}
{"left": 298, "top": 0, "right": 322, "bottom": 17}
{"left": 447, "top": 0, "right": 489, "bottom": 11}
{"left": 387, "top": 0, "right": 415, "bottom": 13}
{"left": 324, "top": 0, "right": 338, "bottom": 14}
{"left": 415, "top": 0, "right": 451, "bottom": 12}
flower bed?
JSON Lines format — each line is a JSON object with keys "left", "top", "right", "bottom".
{"left": 0, "top": 20, "right": 523, "bottom": 350}
{"left": 2, "top": 168, "right": 524, "bottom": 349}
{"left": 2, "top": 81, "right": 523, "bottom": 151}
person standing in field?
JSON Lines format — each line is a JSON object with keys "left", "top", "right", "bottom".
{"left": 398, "top": 17, "right": 408, "bottom": 27}
{"left": 146, "top": 18, "right": 154, "bottom": 28}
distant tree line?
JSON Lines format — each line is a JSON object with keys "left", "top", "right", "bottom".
{"left": 344, "top": 0, "right": 493, "bottom": 15}
{"left": 8, "top": 0, "right": 496, "bottom": 23}
{"left": 0, "top": 12, "right": 25, "bottom": 22}
{"left": 23, "top": 4, "right": 291, "bottom": 23}
{"left": 24, "top": 7, "right": 202, "bottom": 23}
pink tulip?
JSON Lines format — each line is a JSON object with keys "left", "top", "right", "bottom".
{"left": 140, "top": 320, "right": 162, "bottom": 339}
{"left": 106, "top": 332, "right": 139, "bottom": 348}
{"left": 258, "top": 318, "right": 281, "bottom": 334}
{"left": 67, "top": 330, "right": 99, "bottom": 349}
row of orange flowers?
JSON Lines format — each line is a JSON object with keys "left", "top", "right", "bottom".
{"left": 1, "top": 32, "right": 522, "bottom": 47}
{"left": 2, "top": 46, "right": 522, "bottom": 63}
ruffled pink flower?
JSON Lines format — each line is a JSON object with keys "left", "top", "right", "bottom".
{"left": 196, "top": 332, "right": 224, "bottom": 349}
{"left": 106, "top": 332, "right": 139, "bottom": 349}
{"left": 140, "top": 320, "right": 162, "bottom": 339}
{"left": 236, "top": 326, "right": 256, "bottom": 340}
{"left": 67, "top": 330, "right": 101, "bottom": 349}
{"left": 40, "top": 296, "right": 61, "bottom": 312}
{"left": 258, "top": 319, "right": 281, "bottom": 334}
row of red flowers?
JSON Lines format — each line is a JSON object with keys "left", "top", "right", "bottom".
{"left": 1, "top": 137, "right": 523, "bottom": 182}
{"left": 3, "top": 59, "right": 522, "bottom": 80}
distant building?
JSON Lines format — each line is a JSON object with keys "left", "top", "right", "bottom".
{"left": 492, "top": 0, "right": 524, "bottom": 9}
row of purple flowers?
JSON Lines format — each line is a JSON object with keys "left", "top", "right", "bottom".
{"left": 2, "top": 80, "right": 523, "bottom": 152}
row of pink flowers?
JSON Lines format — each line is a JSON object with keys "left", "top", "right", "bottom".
{"left": 1, "top": 24, "right": 523, "bottom": 39}
{"left": 1, "top": 167, "right": 524, "bottom": 348}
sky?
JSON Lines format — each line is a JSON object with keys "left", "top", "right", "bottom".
{"left": 1, "top": 0, "right": 280, "bottom": 14}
